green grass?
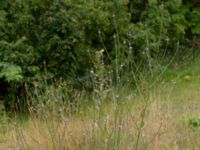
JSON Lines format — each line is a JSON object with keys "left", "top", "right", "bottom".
{"left": 1, "top": 58, "right": 200, "bottom": 149}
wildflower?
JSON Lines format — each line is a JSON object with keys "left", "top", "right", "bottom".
{"left": 166, "top": 37, "right": 170, "bottom": 42}
{"left": 90, "top": 70, "right": 94, "bottom": 74}
{"left": 129, "top": 46, "right": 133, "bottom": 50}
{"left": 99, "top": 49, "right": 105, "bottom": 54}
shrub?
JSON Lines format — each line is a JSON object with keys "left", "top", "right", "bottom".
{"left": 0, "top": 0, "right": 199, "bottom": 110}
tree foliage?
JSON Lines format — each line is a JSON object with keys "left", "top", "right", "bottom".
{"left": 0, "top": 0, "right": 199, "bottom": 110}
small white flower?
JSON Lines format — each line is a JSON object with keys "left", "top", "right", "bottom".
{"left": 90, "top": 70, "right": 94, "bottom": 74}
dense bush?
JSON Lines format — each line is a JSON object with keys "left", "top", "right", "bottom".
{"left": 0, "top": 0, "right": 199, "bottom": 110}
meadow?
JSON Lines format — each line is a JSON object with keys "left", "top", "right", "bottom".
{"left": 1, "top": 59, "right": 200, "bottom": 150}
{"left": 0, "top": 1, "right": 199, "bottom": 149}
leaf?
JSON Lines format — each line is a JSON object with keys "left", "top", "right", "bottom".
{"left": 0, "top": 62, "right": 23, "bottom": 82}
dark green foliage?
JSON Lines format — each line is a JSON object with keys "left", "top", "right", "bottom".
{"left": 183, "top": 0, "right": 200, "bottom": 34}
{"left": 188, "top": 117, "right": 200, "bottom": 130}
{"left": 0, "top": 0, "right": 199, "bottom": 110}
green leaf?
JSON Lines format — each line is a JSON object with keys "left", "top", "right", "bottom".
{"left": 0, "top": 62, "right": 23, "bottom": 82}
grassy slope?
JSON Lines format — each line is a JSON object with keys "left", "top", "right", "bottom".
{"left": 1, "top": 59, "right": 200, "bottom": 150}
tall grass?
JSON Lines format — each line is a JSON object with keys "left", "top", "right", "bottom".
{"left": 1, "top": 67, "right": 200, "bottom": 149}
